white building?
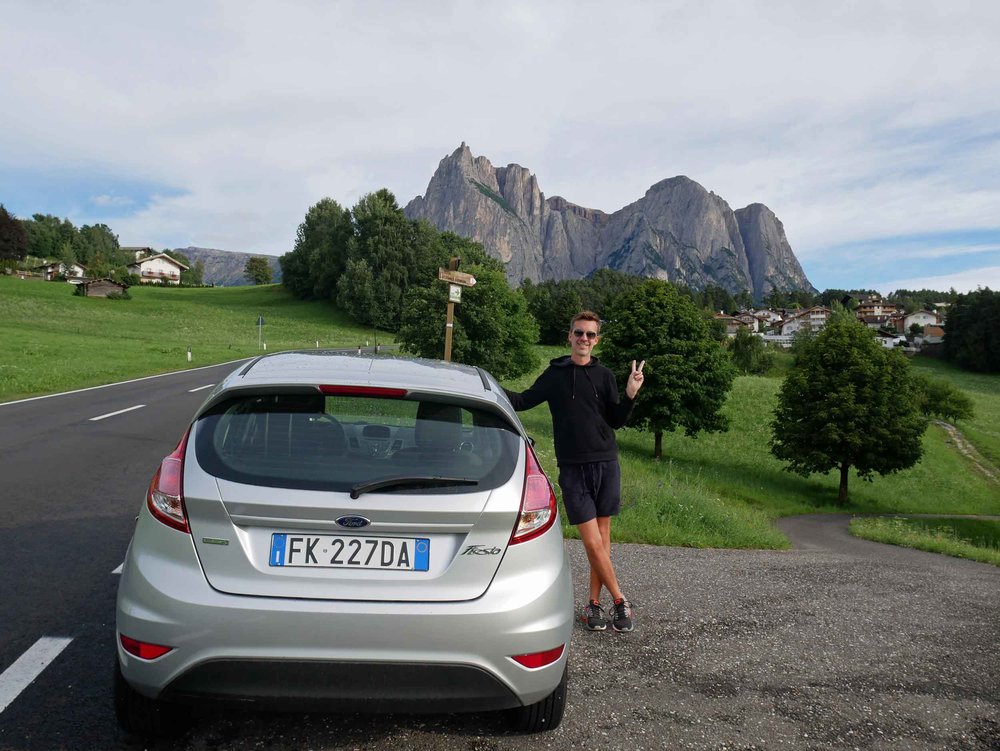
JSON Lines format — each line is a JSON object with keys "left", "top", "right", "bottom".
{"left": 127, "top": 252, "right": 188, "bottom": 285}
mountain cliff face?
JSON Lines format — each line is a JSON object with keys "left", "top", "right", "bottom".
{"left": 735, "top": 204, "right": 812, "bottom": 300}
{"left": 405, "top": 144, "right": 815, "bottom": 299}
{"left": 171, "top": 247, "right": 282, "bottom": 287}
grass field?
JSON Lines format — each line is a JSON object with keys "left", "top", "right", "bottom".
{"left": 910, "top": 356, "right": 1000, "bottom": 470}
{"left": 0, "top": 277, "right": 387, "bottom": 401}
{"left": 4, "top": 277, "right": 997, "bottom": 557}
{"left": 502, "top": 347, "right": 1000, "bottom": 551}
{"left": 850, "top": 516, "right": 1000, "bottom": 566}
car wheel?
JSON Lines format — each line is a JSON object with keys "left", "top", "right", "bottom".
{"left": 114, "top": 661, "right": 189, "bottom": 738}
{"left": 509, "top": 664, "right": 568, "bottom": 733}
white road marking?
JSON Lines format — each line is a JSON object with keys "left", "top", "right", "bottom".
{"left": 0, "top": 637, "right": 73, "bottom": 714}
{"left": 0, "top": 358, "right": 251, "bottom": 408}
{"left": 89, "top": 404, "right": 146, "bottom": 422}
{"left": 112, "top": 563, "right": 123, "bottom": 574}
{"left": 187, "top": 384, "right": 215, "bottom": 393}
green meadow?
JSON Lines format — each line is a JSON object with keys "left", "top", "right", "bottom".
{"left": 0, "top": 277, "right": 387, "bottom": 401}
{"left": 3, "top": 276, "right": 997, "bottom": 559}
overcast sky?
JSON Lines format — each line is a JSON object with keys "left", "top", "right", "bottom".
{"left": 3, "top": 0, "right": 999, "bottom": 294}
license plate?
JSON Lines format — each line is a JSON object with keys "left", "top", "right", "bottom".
{"left": 269, "top": 533, "right": 430, "bottom": 571}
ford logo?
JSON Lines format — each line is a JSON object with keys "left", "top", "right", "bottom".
{"left": 336, "top": 515, "right": 371, "bottom": 529}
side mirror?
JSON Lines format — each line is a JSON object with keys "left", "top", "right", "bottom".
{"left": 527, "top": 435, "right": 536, "bottom": 447}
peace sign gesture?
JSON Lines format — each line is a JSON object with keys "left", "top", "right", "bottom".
{"left": 625, "top": 359, "right": 646, "bottom": 399}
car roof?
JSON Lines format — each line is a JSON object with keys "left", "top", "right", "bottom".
{"left": 199, "top": 351, "right": 518, "bottom": 423}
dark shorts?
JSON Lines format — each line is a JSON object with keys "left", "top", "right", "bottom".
{"left": 557, "top": 460, "right": 621, "bottom": 525}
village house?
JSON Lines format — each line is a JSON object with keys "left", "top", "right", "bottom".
{"left": 779, "top": 306, "right": 832, "bottom": 337}
{"left": 855, "top": 294, "right": 899, "bottom": 319}
{"left": 733, "top": 312, "right": 760, "bottom": 332}
{"left": 899, "top": 309, "right": 943, "bottom": 333}
{"left": 33, "top": 260, "right": 86, "bottom": 281}
{"left": 713, "top": 313, "right": 747, "bottom": 337}
{"left": 124, "top": 247, "right": 188, "bottom": 285}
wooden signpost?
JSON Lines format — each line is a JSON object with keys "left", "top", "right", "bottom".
{"left": 437, "top": 258, "right": 476, "bottom": 362}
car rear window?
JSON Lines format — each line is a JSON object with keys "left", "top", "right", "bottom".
{"left": 194, "top": 392, "right": 521, "bottom": 493}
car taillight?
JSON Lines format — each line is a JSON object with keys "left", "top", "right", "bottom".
{"left": 120, "top": 634, "right": 173, "bottom": 660}
{"left": 510, "top": 442, "right": 557, "bottom": 545}
{"left": 510, "top": 644, "right": 565, "bottom": 669}
{"left": 146, "top": 428, "right": 191, "bottom": 533}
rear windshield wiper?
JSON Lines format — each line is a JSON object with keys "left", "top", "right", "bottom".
{"left": 350, "top": 476, "right": 479, "bottom": 499}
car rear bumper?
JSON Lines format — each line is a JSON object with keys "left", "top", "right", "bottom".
{"left": 160, "top": 659, "right": 521, "bottom": 712}
{"left": 116, "top": 507, "right": 573, "bottom": 711}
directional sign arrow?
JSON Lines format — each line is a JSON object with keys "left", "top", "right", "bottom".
{"left": 438, "top": 268, "right": 477, "bottom": 287}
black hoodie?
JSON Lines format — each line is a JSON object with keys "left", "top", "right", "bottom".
{"left": 503, "top": 355, "right": 635, "bottom": 466}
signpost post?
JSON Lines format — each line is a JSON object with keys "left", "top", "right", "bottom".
{"left": 437, "top": 258, "right": 476, "bottom": 362}
{"left": 257, "top": 315, "right": 265, "bottom": 351}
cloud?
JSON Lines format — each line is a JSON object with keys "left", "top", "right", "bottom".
{"left": 91, "top": 195, "right": 134, "bottom": 207}
{"left": 2, "top": 0, "right": 1000, "bottom": 290}
{"left": 875, "top": 266, "right": 1000, "bottom": 295}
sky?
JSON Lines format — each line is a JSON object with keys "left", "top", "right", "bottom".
{"left": 2, "top": 0, "right": 999, "bottom": 294}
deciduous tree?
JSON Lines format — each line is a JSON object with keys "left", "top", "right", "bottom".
{"left": 244, "top": 256, "right": 273, "bottom": 285}
{"left": 599, "top": 279, "right": 737, "bottom": 459}
{"left": 943, "top": 288, "right": 1000, "bottom": 373}
{"left": 771, "top": 314, "right": 927, "bottom": 505}
{"left": 397, "top": 248, "right": 538, "bottom": 380}
{"left": 0, "top": 205, "right": 28, "bottom": 265}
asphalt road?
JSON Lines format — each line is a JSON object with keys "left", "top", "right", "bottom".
{"left": 0, "top": 367, "right": 997, "bottom": 750}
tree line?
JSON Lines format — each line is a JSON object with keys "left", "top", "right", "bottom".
{"left": 0, "top": 205, "right": 204, "bottom": 285}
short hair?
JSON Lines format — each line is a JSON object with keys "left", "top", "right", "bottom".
{"left": 569, "top": 310, "right": 601, "bottom": 333}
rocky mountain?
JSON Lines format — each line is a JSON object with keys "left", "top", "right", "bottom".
{"left": 405, "top": 144, "right": 815, "bottom": 299}
{"left": 170, "top": 247, "right": 282, "bottom": 287}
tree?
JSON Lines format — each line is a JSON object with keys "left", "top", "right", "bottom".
{"left": 244, "top": 256, "right": 273, "bottom": 285}
{"left": 771, "top": 314, "right": 927, "bottom": 505}
{"left": 728, "top": 325, "right": 774, "bottom": 374}
{"left": 913, "top": 374, "right": 975, "bottom": 423}
{"left": 181, "top": 260, "right": 205, "bottom": 286}
{"left": 397, "top": 260, "right": 538, "bottom": 380}
{"left": 943, "top": 288, "right": 1000, "bottom": 373}
{"left": 521, "top": 280, "right": 583, "bottom": 345}
{"left": 337, "top": 190, "right": 422, "bottom": 330}
{"left": 22, "top": 214, "right": 76, "bottom": 259}
{"left": 599, "top": 279, "right": 737, "bottom": 459}
{"left": 76, "top": 223, "right": 119, "bottom": 265}
{"left": 0, "top": 205, "right": 29, "bottom": 266}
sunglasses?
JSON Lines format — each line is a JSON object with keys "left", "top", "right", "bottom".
{"left": 572, "top": 329, "right": 599, "bottom": 340}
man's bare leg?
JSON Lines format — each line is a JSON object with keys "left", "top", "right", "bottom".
{"left": 577, "top": 517, "right": 622, "bottom": 603}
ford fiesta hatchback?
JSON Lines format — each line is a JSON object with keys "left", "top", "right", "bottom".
{"left": 115, "top": 352, "right": 573, "bottom": 736}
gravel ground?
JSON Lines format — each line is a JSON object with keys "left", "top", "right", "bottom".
{"left": 169, "top": 515, "right": 999, "bottom": 751}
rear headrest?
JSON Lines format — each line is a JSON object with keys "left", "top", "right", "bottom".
{"left": 414, "top": 402, "right": 463, "bottom": 450}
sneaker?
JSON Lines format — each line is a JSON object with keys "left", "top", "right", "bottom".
{"left": 612, "top": 598, "right": 634, "bottom": 632}
{"left": 581, "top": 600, "right": 608, "bottom": 631}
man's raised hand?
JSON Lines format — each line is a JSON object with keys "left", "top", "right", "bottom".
{"left": 626, "top": 359, "right": 646, "bottom": 399}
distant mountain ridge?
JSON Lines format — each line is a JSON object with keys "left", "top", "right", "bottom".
{"left": 405, "top": 143, "right": 815, "bottom": 299}
{"left": 170, "top": 247, "right": 282, "bottom": 287}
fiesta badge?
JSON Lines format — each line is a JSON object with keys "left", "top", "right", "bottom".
{"left": 336, "top": 515, "right": 371, "bottom": 529}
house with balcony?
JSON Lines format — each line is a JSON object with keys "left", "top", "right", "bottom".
{"left": 856, "top": 295, "right": 899, "bottom": 319}
{"left": 127, "top": 251, "right": 188, "bottom": 285}
{"left": 779, "top": 306, "right": 832, "bottom": 337}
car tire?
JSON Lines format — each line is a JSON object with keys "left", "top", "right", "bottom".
{"left": 114, "top": 662, "right": 189, "bottom": 738}
{"left": 509, "top": 664, "right": 568, "bottom": 733}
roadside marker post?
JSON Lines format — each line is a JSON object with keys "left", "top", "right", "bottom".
{"left": 437, "top": 258, "right": 476, "bottom": 362}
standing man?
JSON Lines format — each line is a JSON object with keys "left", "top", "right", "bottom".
{"left": 504, "top": 311, "right": 645, "bottom": 632}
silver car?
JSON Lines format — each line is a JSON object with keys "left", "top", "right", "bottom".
{"left": 115, "top": 352, "right": 573, "bottom": 736}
